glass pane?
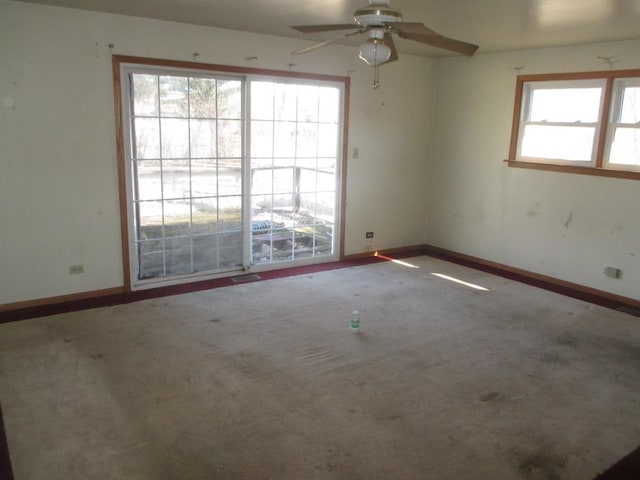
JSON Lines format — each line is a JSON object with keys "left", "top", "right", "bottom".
{"left": 274, "top": 84, "right": 297, "bottom": 121}
{"left": 163, "top": 199, "right": 191, "bottom": 237}
{"left": 251, "top": 82, "right": 274, "bottom": 120}
{"left": 192, "top": 197, "right": 217, "bottom": 235}
{"left": 165, "top": 237, "right": 192, "bottom": 275}
{"left": 162, "top": 159, "right": 190, "bottom": 199}
{"left": 294, "top": 228, "right": 314, "bottom": 259}
{"left": 273, "top": 193, "right": 295, "bottom": 218}
{"left": 252, "top": 157, "right": 272, "bottom": 169}
{"left": 299, "top": 168, "right": 317, "bottom": 193}
{"left": 135, "top": 160, "right": 162, "bottom": 201}
{"left": 189, "top": 78, "right": 216, "bottom": 118}
{"left": 528, "top": 86, "right": 602, "bottom": 122}
{"left": 251, "top": 194, "right": 273, "bottom": 226}
{"left": 218, "top": 119, "right": 241, "bottom": 157}
{"left": 299, "top": 193, "right": 316, "bottom": 218}
{"left": 297, "top": 123, "right": 318, "bottom": 158}
{"left": 193, "top": 235, "right": 218, "bottom": 272}
{"left": 218, "top": 80, "right": 242, "bottom": 119}
{"left": 134, "top": 118, "right": 160, "bottom": 159}
{"left": 160, "top": 76, "right": 188, "bottom": 117}
{"left": 271, "top": 228, "right": 293, "bottom": 262}
{"left": 251, "top": 216, "right": 273, "bottom": 262}
{"left": 318, "top": 124, "right": 338, "bottom": 157}
{"left": 161, "top": 118, "right": 189, "bottom": 158}
{"left": 520, "top": 125, "right": 595, "bottom": 161}
{"left": 251, "top": 167, "right": 273, "bottom": 195}
{"left": 219, "top": 160, "right": 241, "bottom": 196}
{"left": 609, "top": 127, "right": 640, "bottom": 166}
{"left": 297, "top": 85, "right": 319, "bottom": 122}
{"left": 314, "top": 221, "right": 334, "bottom": 256}
{"left": 251, "top": 121, "right": 273, "bottom": 158}
{"left": 132, "top": 74, "right": 158, "bottom": 116}
{"left": 191, "top": 158, "right": 217, "bottom": 198}
{"left": 319, "top": 87, "right": 339, "bottom": 123}
{"left": 274, "top": 157, "right": 294, "bottom": 168}
{"left": 274, "top": 122, "right": 296, "bottom": 157}
{"left": 316, "top": 192, "right": 335, "bottom": 221}
{"left": 619, "top": 86, "right": 640, "bottom": 124}
{"left": 317, "top": 168, "right": 335, "bottom": 192}
{"left": 218, "top": 232, "right": 243, "bottom": 268}
{"left": 138, "top": 239, "right": 164, "bottom": 279}
{"left": 218, "top": 195, "right": 242, "bottom": 232}
{"left": 191, "top": 119, "right": 216, "bottom": 158}
{"left": 273, "top": 167, "right": 294, "bottom": 194}
{"left": 253, "top": 247, "right": 270, "bottom": 264}
{"left": 137, "top": 201, "right": 163, "bottom": 239}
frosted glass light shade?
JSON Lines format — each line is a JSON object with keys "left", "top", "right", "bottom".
{"left": 358, "top": 41, "right": 391, "bottom": 66}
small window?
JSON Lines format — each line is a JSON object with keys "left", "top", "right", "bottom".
{"left": 606, "top": 78, "right": 640, "bottom": 170}
{"left": 508, "top": 70, "right": 640, "bottom": 180}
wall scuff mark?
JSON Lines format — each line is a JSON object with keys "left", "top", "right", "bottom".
{"left": 563, "top": 212, "right": 574, "bottom": 228}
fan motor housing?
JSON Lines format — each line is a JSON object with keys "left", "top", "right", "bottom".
{"left": 354, "top": 4, "right": 402, "bottom": 27}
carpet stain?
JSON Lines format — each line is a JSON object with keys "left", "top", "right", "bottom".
{"left": 513, "top": 445, "right": 568, "bottom": 480}
{"left": 479, "top": 391, "right": 500, "bottom": 402}
{"left": 538, "top": 351, "right": 568, "bottom": 365}
{"left": 556, "top": 332, "right": 578, "bottom": 346}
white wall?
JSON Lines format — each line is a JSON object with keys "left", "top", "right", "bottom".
{"left": 0, "top": 0, "right": 434, "bottom": 304}
{"left": 428, "top": 40, "right": 640, "bottom": 301}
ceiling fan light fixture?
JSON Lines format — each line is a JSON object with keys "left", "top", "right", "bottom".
{"left": 358, "top": 29, "right": 391, "bottom": 66}
{"left": 358, "top": 40, "right": 391, "bottom": 66}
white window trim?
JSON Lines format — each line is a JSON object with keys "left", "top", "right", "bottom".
{"left": 516, "top": 79, "right": 606, "bottom": 167}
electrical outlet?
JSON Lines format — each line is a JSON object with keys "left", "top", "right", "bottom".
{"left": 604, "top": 266, "right": 622, "bottom": 278}
{"left": 604, "top": 266, "right": 622, "bottom": 279}
{"left": 69, "top": 264, "right": 85, "bottom": 275}
{"left": 365, "top": 231, "right": 374, "bottom": 239}
{"left": 353, "top": 147, "right": 359, "bottom": 159}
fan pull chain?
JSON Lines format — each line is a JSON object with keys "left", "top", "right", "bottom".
{"left": 373, "top": 63, "right": 381, "bottom": 89}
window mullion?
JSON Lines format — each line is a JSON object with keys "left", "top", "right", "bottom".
{"left": 595, "top": 77, "right": 614, "bottom": 168}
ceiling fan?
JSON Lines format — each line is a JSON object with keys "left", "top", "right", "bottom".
{"left": 290, "top": 0, "right": 479, "bottom": 87}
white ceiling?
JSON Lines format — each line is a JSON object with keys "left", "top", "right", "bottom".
{"left": 13, "top": 0, "right": 640, "bottom": 57}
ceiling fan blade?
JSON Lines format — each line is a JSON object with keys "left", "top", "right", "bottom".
{"left": 391, "top": 22, "right": 439, "bottom": 36}
{"left": 398, "top": 32, "right": 479, "bottom": 56}
{"left": 382, "top": 32, "right": 399, "bottom": 64}
{"left": 291, "top": 29, "right": 366, "bottom": 55}
{"left": 291, "top": 24, "right": 360, "bottom": 33}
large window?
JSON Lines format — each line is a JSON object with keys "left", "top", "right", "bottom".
{"left": 508, "top": 70, "right": 640, "bottom": 179}
{"left": 114, "top": 56, "right": 347, "bottom": 289}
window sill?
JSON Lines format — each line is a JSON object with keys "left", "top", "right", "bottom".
{"left": 505, "top": 159, "right": 640, "bottom": 181}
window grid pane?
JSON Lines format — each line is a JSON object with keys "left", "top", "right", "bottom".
{"left": 608, "top": 127, "right": 640, "bottom": 167}
{"left": 529, "top": 87, "right": 602, "bottom": 123}
{"left": 520, "top": 124, "right": 596, "bottom": 162}
{"left": 130, "top": 72, "right": 243, "bottom": 280}
{"left": 249, "top": 81, "right": 340, "bottom": 264}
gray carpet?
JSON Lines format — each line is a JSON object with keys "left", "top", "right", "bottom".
{"left": 1, "top": 256, "right": 639, "bottom": 479}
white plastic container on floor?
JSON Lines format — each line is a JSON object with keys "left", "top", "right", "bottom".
{"left": 350, "top": 310, "right": 360, "bottom": 333}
